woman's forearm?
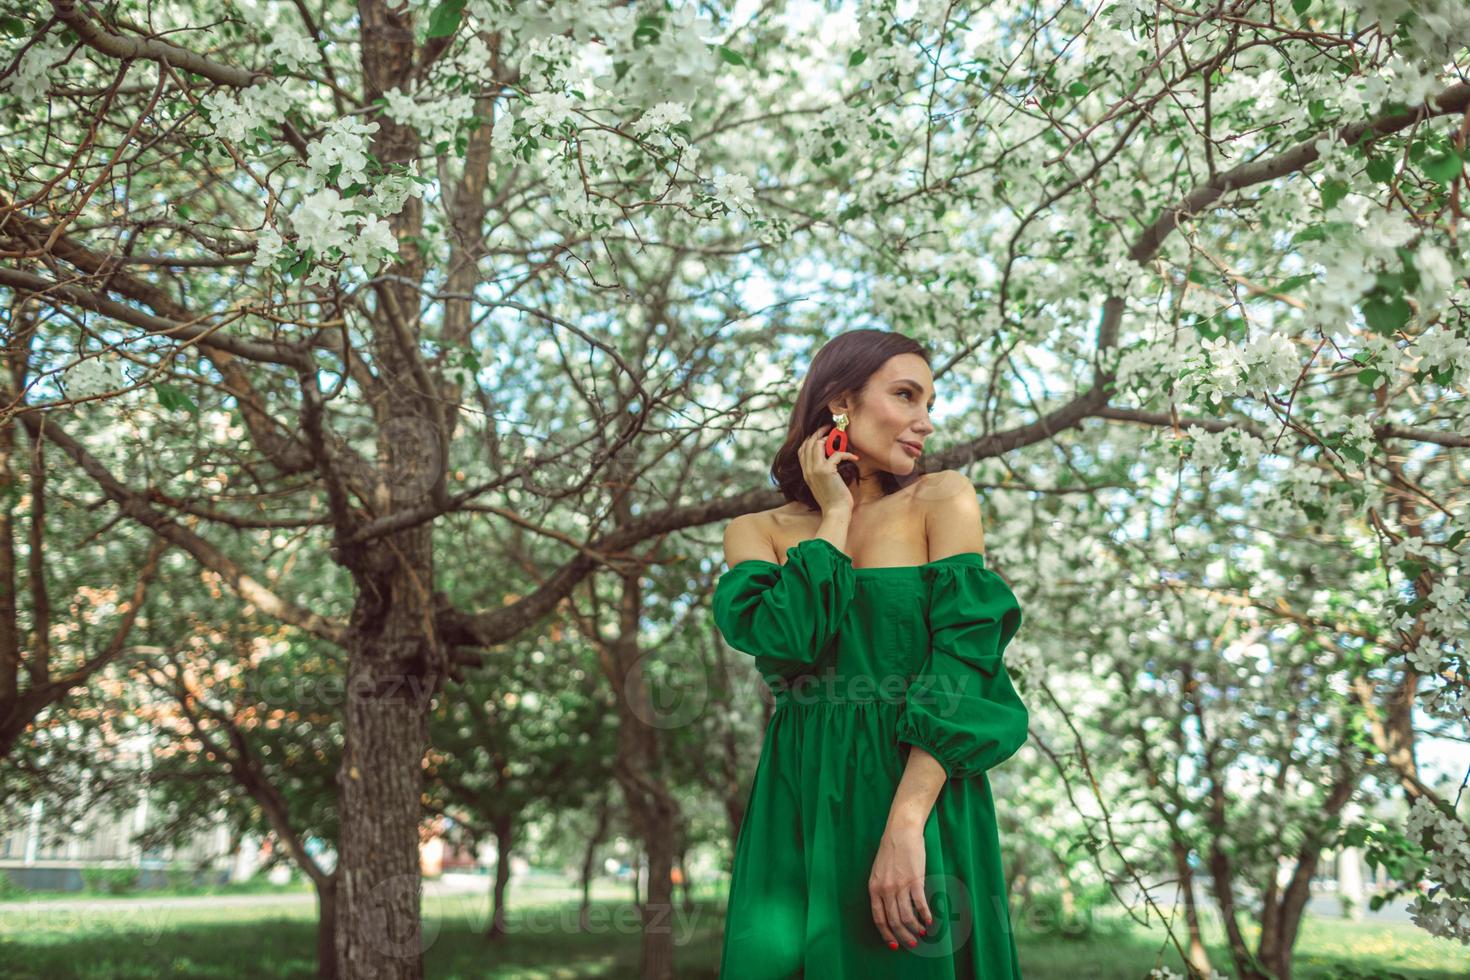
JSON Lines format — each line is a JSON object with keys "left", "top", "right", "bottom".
{"left": 816, "top": 508, "right": 851, "bottom": 552}
{"left": 887, "top": 744, "right": 946, "bottom": 831}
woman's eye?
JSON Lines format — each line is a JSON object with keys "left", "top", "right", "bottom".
{"left": 899, "top": 390, "right": 933, "bottom": 409}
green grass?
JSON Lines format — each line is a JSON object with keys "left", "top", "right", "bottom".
{"left": 1013, "top": 908, "right": 1467, "bottom": 980}
{"left": 0, "top": 886, "right": 1464, "bottom": 978}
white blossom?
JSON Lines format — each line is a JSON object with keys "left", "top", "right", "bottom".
{"left": 710, "top": 173, "right": 756, "bottom": 214}
{"left": 251, "top": 226, "right": 286, "bottom": 271}
{"left": 263, "top": 30, "right": 319, "bottom": 73}
{"left": 291, "top": 188, "right": 354, "bottom": 256}
{"left": 346, "top": 215, "right": 399, "bottom": 273}
{"left": 2, "top": 30, "right": 66, "bottom": 102}
{"left": 632, "top": 101, "right": 692, "bottom": 136}
{"left": 521, "top": 90, "right": 578, "bottom": 132}
{"left": 62, "top": 356, "right": 129, "bottom": 400}
{"left": 304, "top": 116, "right": 381, "bottom": 190}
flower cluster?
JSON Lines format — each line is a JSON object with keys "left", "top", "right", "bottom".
{"left": 1405, "top": 796, "right": 1470, "bottom": 943}
{"left": 201, "top": 81, "right": 294, "bottom": 144}
{"left": 0, "top": 29, "right": 67, "bottom": 102}
{"left": 62, "top": 357, "right": 130, "bottom": 401}
{"left": 1346, "top": 0, "right": 1470, "bottom": 64}
{"left": 262, "top": 29, "right": 319, "bottom": 73}
{"left": 303, "top": 116, "right": 380, "bottom": 191}
{"left": 631, "top": 101, "right": 691, "bottom": 136}
{"left": 382, "top": 86, "right": 477, "bottom": 148}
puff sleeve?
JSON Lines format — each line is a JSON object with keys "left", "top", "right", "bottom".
{"left": 712, "top": 536, "right": 856, "bottom": 677}
{"left": 895, "top": 558, "right": 1028, "bottom": 780}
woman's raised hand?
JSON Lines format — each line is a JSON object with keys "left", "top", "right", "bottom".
{"left": 800, "top": 424, "right": 859, "bottom": 514}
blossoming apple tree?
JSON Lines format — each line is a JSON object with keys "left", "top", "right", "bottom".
{"left": 1, "top": 1, "right": 1467, "bottom": 978}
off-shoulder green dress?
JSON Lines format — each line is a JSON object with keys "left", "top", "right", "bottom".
{"left": 711, "top": 536, "right": 1028, "bottom": 979}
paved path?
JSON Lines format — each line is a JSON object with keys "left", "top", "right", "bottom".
{"left": 0, "top": 891, "right": 317, "bottom": 913}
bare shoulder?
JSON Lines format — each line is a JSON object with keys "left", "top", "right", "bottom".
{"left": 921, "top": 470, "right": 984, "bottom": 556}
{"left": 918, "top": 469, "right": 977, "bottom": 508}
{"left": 722, "top": 510, "right": 782, "bottom": 567}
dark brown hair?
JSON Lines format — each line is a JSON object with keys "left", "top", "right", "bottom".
{"left": 771, "top": 329, "right": 932, "bottom": 511}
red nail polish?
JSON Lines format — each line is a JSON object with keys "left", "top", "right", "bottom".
{"left": 908, "top": 939, "right": 917, "bottom": 947}
{"left": 888, "top": 940, "right": 898, "bottom": 950}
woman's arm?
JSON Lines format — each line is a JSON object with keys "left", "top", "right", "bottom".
{"left": 721, "top": 508, "right": 853, "bottom": 568}
{"left": 869, "top": 472, "right": 986, "bottom": 950}
{"left": 888, "top": 471, "right": 986, "bottom": 821}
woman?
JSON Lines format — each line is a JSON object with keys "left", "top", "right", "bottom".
{"left": 712, "top": 329, "right": 1029, "bottom": 978}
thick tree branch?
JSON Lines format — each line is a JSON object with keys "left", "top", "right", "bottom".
{"left": 1099, "top": 406, "right": 1470, "bottom": 450}
{"left": 0, "top": 267, "right": 302, "bottom": 366}
{"left": 51, "top": 0, "right": 259, "bottom": 87}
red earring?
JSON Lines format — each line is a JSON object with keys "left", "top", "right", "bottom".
{"left": 824, "top": 412, "right": 849, "bottom": 457}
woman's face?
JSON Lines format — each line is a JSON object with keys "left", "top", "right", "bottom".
{"left": 830, "top": 353, "right": 936, "bottom": 475}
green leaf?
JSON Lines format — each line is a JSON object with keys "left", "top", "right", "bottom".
{"left": 849, "top": 49, "right": 867, "bottom": 67}
{"left": 1067, "top": 81, "right": 1089, "bottom": 97}
{"left": 154, "top": 383, "right": 200, "bottom": 418}
{"left": 1320, "top": 178, "right": 1348, "bottom": 211}
{"left": 718, "top": 45, "right": 745, "bottom": 67}
{"left": 1365, "top": 155, "right": 1396, "bottom": 183}
{"left": 426, "top": 0, "right": 466, "bottom": 39}
{"left": 634, "top": 14, "right": 662, "bottom": 44}
{"left": 1275, "top": 273, "right": 1316, "bottom": 293}
{"left": 1422, "top": 151, "right": 1462, "bottom": 184}
{"left": 1361, "top": 292, "right": 1411, "bottom": 335}
{"left": 1356, "top": 367, "right": 1382, "bottom": 387}
{"left": 1292, "top": 0, "right": 1311, "bottom": 13}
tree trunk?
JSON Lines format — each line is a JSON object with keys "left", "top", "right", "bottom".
{"left": 1049, "top": 849, "right": 1077, "bottom": 921}
{"left": 316, "top": 875, "right": 339, "bottom": 980}
{"left": 1255, "top": 762, "right": 1359, "bottom": 980}
{"left": 677, "top": 847, "right": 694, "bottom": 913}
{"left": 334, "top": 626, "right": 437, "bottom": 979}
{"left": 599, "top": 539, "right": 682, "bottom": 980}
{"left": 329, "top": 2, "right": 445, "bottom": 973}
{"left": 485, "top": 813, "right": 515, "bottom": 939}
{"left": 579, "top": 791, "right": 611, "bottom": 932}
{"left": 615, "top": 745, "right": 681, "bottom": 980}
{"left": 1169, "top": 837, "right": 1212, "bottom": 978}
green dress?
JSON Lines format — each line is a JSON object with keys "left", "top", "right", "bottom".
{"left": 712, "top": 536, "right": 1028, "bottom": 979}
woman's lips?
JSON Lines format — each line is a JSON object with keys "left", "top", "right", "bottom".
{"left": 898, "top": 441, "right": 922, "bottom": 458}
